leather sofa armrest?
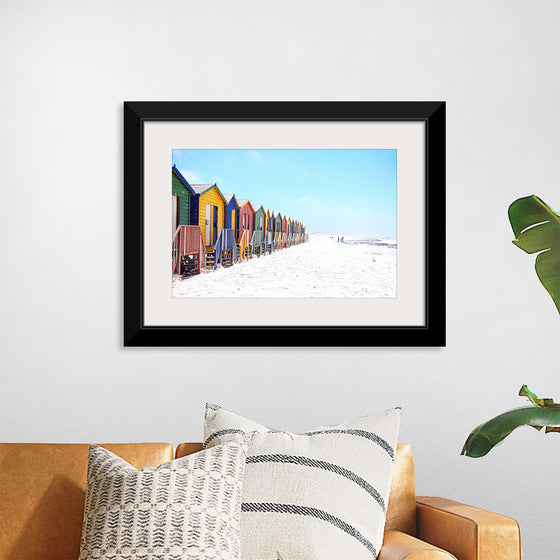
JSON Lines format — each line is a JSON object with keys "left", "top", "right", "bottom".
{"left": 416, "top": 496, "right": 522, "bottom": 560}
{"left": 379, "top": 530, "right": 457, "bottom": 560}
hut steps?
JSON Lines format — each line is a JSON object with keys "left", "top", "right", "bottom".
{"left": 205, "top": 247, "right": 216, "bottom": 270}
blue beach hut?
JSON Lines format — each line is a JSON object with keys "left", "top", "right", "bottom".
{"left": 214, "top": 193, "right": 240, "bottom": 266}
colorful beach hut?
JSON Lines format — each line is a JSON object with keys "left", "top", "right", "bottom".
{"left": 223, "top": 194, "right": 239, "bottom": 232}
{"left": 171, "top": 166, "right": 205, "bottom": 275}
{"left": 274, "top": 212, "right": 283, "bottom": 250}
{"left": 268, "top": 210, "right": 277, "bottom": 252}
{"left": 288, "top": 217, "right": 294, "bottom": 246}
{"left": 213, "top": 193, "right": 240, "bottom": 267}
{"left": 254, "top": 205, "right": 266, "bottom": 234}
{"left": 263, "top": 208, "right": 273, "bottom": 254}
{"left": 252, "top": 205, "right": 266, "bottom": 256}
{"left": 237, "top": 199, "right": 254, "bottom": 261}
{"left": 282, "top": 215, "right": 288, "bottom": 248}
{"left": 238, "top": 199, "right": 255, "bottom": 237}
{"left": 172, "top": 165, "right": 195, "bottom": 232}
{"left": 190, "top": 183, "right": 227, "bottom": 269}
{"left": 190, "top": 183, "right": 226, "bottom": 247}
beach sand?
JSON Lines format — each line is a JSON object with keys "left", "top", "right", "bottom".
{"left": 172, "top": 233, "right": 396, "bottom": 298}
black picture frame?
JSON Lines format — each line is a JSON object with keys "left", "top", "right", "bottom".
{"left": 124, "top": 101, "right": 445, "bottom": 347}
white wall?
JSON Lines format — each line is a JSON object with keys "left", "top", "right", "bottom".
{"left": 1, "top": 1, "right": 559, "bottom": 558}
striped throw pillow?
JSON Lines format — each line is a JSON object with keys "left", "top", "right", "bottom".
{"left": 204, "top": 404, "right": 401, "bottom": 560}
{"left": 79, "top": 440, "right": 249, "bottom": 560}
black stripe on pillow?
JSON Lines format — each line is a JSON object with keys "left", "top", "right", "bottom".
{"left": 247, "top": 454, "right": 386, "bottom": 512}
{"left": 241, "top": 502, "right": 377, "bottom": 557}
{"left": 203, "top": 429, "right": 246, "bottom": 448}
{"left": 304, "top": 429, "right": 395, "bottom": 459}
{"left": 204, "top": 428, "right": 394, "bottom": 458}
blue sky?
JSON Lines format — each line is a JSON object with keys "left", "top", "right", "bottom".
{"left": 172, "top": 149, "right": 397, "bottom": 237}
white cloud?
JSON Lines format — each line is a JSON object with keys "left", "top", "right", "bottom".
{"left": 248, "top": 150, "right": 264, "bottom": 162}
{"left": 178, "top": 169, "right": 205, "bottom": 184}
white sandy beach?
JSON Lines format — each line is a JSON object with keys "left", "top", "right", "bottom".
{"left": 172, "top": 233, "right": 396, "bottom": 298}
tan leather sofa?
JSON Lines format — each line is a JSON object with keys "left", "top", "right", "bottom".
{"left": 0, "top": 442, "right": 522, "bottom": 560}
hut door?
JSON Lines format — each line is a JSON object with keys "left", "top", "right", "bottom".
{"left": 205, "top": 204, "right": 211, "bottom": 245}
{"left": 213, "top": 206, "right": 218, "bottom": 244}
{"left": 232, "top": 210, "right": 236, "bottom": 231}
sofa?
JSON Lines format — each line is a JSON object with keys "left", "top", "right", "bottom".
{"left": 0, "top": 442, "right": 522, "bottom": 560}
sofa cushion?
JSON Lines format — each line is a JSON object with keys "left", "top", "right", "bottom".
{"left": 0, "top": 443, "right": 173, "bottom": 560}
{"left": 204, "top": 404, "right": 401, "bottom": 560}
{"left": 79, "top": 441, "right": 249, "bottom": 560}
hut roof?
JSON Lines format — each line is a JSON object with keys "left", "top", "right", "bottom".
{"left": 191, "top": 183, "right": 227, "bottom": 203}
{"left": 238, "top": 199, "right": 254, "bottom": 211}
{"left": 190, "top": 183, "right": 215, "bottom": 194}
{"left": 172, "top": 165, "right": 196, "bottom": 195}
{"left": 223, "top": 193, "right": 239, "bottom": 206}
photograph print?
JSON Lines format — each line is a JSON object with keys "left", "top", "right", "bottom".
{"left": 171, "top": 148, "right": 397, "bottom": 299}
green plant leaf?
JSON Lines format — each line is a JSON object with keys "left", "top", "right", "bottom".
{"left": 508, "top": 195, "right": 560, "bottom": 314}
{"left": 461, "top": 406, "right": 560, "bottom": 458}
{"left": 519, "top": 384, "right": 560, "bottom": 409}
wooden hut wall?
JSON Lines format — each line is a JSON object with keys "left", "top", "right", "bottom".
{"left": 239, "top": 202, "right": 254, "bottom": 237}
{"left": 254, "top": 206, "right": 266, "bottom": 233}
{"left": 189, "top": 195, "right": 200, "bottom": 225}
{"left": 275, "top": 213, "right": 282, "bottom": 233}
{"left": 226, "top": 197, "right": 239, "bottom": 231}
{"left": 198, "top": 187, "right": 225, "bottom": 246}
{"left": 172, "top": 170, "right": 192, "bottom": 226}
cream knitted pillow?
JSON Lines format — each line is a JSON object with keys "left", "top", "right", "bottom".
{"left": 79, "top": 440, "right": 249, "bottom": 560}
{"left": 204, "top": 404, "right": 401, "bottom": 560}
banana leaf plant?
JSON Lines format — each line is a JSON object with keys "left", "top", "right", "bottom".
{"left": 508, "top": 195, "right": 560, "bottom": 314}
{"left": 462, "top": 197, "right": 560, "bottom": 458}
{"left": 461, "top": 385, "right": 560, "bottom": 458}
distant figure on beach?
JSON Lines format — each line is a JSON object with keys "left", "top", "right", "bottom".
{"left": 341, "top": 236, "right": 344, "bottom": 243}
{"left": 337, "top": 236, "right": 340, "bottom": 242}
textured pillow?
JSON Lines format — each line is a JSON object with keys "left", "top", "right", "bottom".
{"left": 79, "top": 440, "right": 249, "bottom": 560}
{"left": 204, "top": 404, "right": 401, "bottom": 560}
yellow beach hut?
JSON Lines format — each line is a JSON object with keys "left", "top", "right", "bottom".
{"left": 190, "top": 184, "right": 227, "bottom": 247}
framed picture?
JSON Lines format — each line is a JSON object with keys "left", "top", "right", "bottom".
{"left": 124, "top": 101, "right": 445, "bottom": 347}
